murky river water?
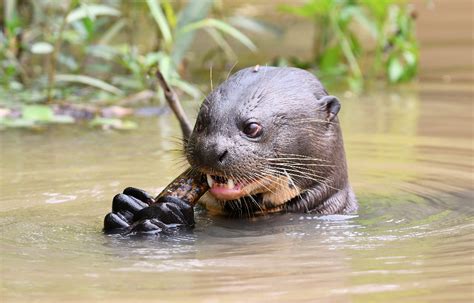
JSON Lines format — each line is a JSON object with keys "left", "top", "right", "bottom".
{"left": 1, "top": 1, "right": 473, "bottom": 303}
{"left": 1, "top": 81, "right": 472, "bottom": 302}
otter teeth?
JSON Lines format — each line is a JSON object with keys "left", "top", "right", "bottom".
{"left": 206, "top": 174, "right": 236, "bottom": 189}
{"left": 227, "top": 179, "right": 235, "bottom": 190}
{"left": 206, "top": 174, "right": 214, "bottom": 188}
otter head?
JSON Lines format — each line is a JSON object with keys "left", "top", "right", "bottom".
{"left": 186, "top": 66, "right": 349, "bottom": 212}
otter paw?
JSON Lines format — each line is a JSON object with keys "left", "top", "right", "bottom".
{"left": 103, "top": 189, "right": 195, "bottom": 235}
{"left": 129, "top": 196, "right": 195, "bottom": 234}
{"left": 103, "top": 187, "right": 153, "bottom": 233}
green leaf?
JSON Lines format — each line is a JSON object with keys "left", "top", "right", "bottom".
{"left": 403, "top": 50, "right": 417, "bottom": 66}
{"left": 98, "top": 19, "right": 127, "bottom": 45}
{"left": 388, "top": 58, "right": 404, "bottom": 83}
{"left": 171, "top": 0, "right": 213, "bottom": 65}
{"left": 158, "top": 55, "right": 173, "bottom": 82}
{"left": 1, "top": 118, "right": 36, "bottom": 128}
{"left": 30, "top": 42, "right": 54, "bottom": 54}
{"left": 279, "top": 0, "right": 333, "bottom": 17}
{"left": 162, "top": 0, "right": 176, "bottom": 29}
{"left": 55, "top": 74, "right": 123, "bottom": 95}
{"left": 319, "top": 46, "right": 343, "bottom": 72}
{"left": 182, "top": 18, "right": 257, "bottom": 52}
{"left": 228, "top": 15, "right": 282, "bottom": 36}
{"left": 146, "top": 0, "right": 173, "bottom": 48}
{"left": 23, "top": 105, "right": 54, "bottom": 122}
{"left": 344, "top": 6, "right": 378, "bottom": 38}
{"left": 170, "top": 78, "right": 201, "bottom": 99}
{"left": 203, "top": 27, "right": 236, "bottom": 59}
{"left": 66, "top": 4, "right": 121, "bottom": 23}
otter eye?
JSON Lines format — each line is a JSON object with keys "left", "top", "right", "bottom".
{"left": 243, "top": 122, "right": 263, "bottom": 138}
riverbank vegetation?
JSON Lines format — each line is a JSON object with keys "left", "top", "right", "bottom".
{"left": 0, "top": 0, "right": 418, "bottom": 129}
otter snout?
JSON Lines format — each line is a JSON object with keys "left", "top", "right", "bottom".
{"left": 189, "top": 136, "right": 233, "bottom": 172}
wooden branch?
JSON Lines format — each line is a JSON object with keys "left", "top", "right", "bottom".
{"left": 154, "top": 168, "right": 208, "bottom": 205}
{"left": 156, "top": 71, "right": 193, "bottom": 141}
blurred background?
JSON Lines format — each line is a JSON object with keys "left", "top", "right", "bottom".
{"left": 3, "top": 0, "right": 468, "bottom": 128}
{"left": 0, "top": 1, "right": 473, "bottom": 303}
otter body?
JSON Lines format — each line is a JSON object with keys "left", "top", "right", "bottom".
{"left": 103, "top": 66, "right": 356, "bottom": 234}
{"left": 186, "top": 66, "right": 357, "bottom": 216}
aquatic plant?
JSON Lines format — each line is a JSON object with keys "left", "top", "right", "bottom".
{"left": 279, "top": 0, "right": 419, "bottom": 89}
{"left": 0, "top": 0, "right": 256, "bottom": 128}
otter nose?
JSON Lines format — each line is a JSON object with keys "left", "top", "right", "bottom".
{"left": 197, "top": 140, "right": 230, "bottom": 169}
{"left": 218, "top": 150, "right": 228, "bottom": 163}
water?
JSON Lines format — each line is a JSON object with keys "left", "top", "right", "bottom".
{"left": 1, "top": 81, "right": 472, "bottom": 302}
{"left": 1, "top": 2, "right": 473, "bottom": 302}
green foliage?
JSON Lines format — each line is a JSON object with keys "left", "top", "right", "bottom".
{"left": 0, "top": 105, "right": 74, "bottom": 129}
{"left": 0, "top": 0, "right": 259, "bottom": 129}
{"left": 0, "top": 0, "right": 256, "bottom": 104}
{"left": 280, "top": 0, "right": 419, "bottom": 89}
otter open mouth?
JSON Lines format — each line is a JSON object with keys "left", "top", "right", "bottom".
{"left": 206, "top": 174, "right": 250, "bottom": 201}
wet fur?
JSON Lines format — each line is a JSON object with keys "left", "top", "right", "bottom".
{"left": 186, "top": 66, "right": 357, "bottom": 217}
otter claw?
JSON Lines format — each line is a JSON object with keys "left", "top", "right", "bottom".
{"left": 112, "top": 193, "right": 148, "bottom": 214}
{"left": 104, "top": 213, "right": 130, "bottom": 232}
{"left": 123, "top": 187, "right": 155, "bottom": 205}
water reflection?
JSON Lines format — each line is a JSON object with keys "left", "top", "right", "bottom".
{"left": 3, "top": 31, "right": 474, "bottom": 302}
{"left": 1, "top": 80, "right": 473, "bottom": 301}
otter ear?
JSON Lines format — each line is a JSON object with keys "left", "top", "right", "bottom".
{"left": 317, "top": 95, "right": 341, "bottom": 121}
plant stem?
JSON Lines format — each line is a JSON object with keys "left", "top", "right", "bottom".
{"left": 155, "top": 71, "right": 192, "bottom": 141}
{"left": 46, "top": 1, "right": 73, "bottom": 103}
{"left": 330, "top": 12, "right": 362, "bottom": 81}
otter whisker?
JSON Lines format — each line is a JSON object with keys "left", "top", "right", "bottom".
{"left": 234, "top": 166, "right": 273, "bottom": 189}
{"left": 292, "top": 118, "right": 336, "bottom": 125}
{"left": 265, "top": 166, "right": 330, "bottom": 181}
{"left": 270, "top": 161, "right": 335, "bottom": 168}
{"left": 263, "top": 167, "right": 340, "bottom": 192}
{"left": 269, "top": 154, "right": 331, "bottom": 162}
{"left": 209, "top": 65, "right": 214, "bottom": 91}
{"left": 240, "top": 169, "right": 282, "bottom": 196}
{"left": 226, "top": 61, "right": 239, "bottom": 81}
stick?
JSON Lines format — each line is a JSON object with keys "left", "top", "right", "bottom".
{"left": 156, "top": 71, "right": 193, "bottom": 141}
{"left": 154, "top": 168, "right": 209, "bottom": 205}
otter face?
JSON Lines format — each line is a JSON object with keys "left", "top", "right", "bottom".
{"left": 185, "top": 67, "right": 343, "bottom": 209}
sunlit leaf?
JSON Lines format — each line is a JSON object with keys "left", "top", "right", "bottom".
{"left": 170, "top": 78, "right": 201, "bottom": 99}
{"left": 343, "top": 6, "right": 378, "bottom": 38}
{"left": 144, "top": 52, "right": 165, "bottom": 68}
{"left": 162, "top": 0, "right": 177, "bottom": 29}
{"left": 30, "top": 42, "right": 54, "bottom": 54}
{"left": 146, "top": 0, "right": 173, "bottom": 48}
{"left": 388, "top": 58, "right": 404, "bottom": 83}
{"left": 228, "top": 16, "right": 282, "bottom": 36}
{"left": 55, "top": 74, "right": 123, "bottom": 95}
{"left": 182, "top": 18, "right": 257, "bottom": 52}
{"left": 279, "top": 0, "right": 333, "bottom": 17}
{"left": 67, "top": 4, "right": 121, "bottom": 23}
{"left": 158, "top": 55, "right": 173, "bottom": 82}
{"left": 23, "top": 105, "right": 54, "bottom": 122}
{"left": 203, "top": 27, "right": 236, "bottom": 59}
{"left": 403, "top": 50, "right": 417, "bottom": 66}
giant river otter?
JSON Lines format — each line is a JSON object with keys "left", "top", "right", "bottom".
{"left": 104, "top": 66, "right": 357, "bottom": 234}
